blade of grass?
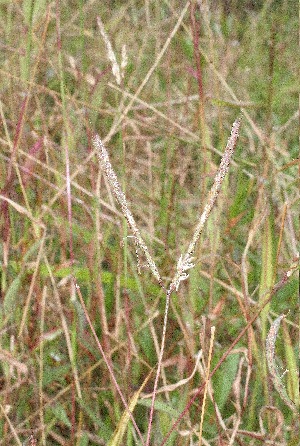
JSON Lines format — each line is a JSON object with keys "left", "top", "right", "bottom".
{"left": 108, "top": 371, "right": 152, "bottom": 446}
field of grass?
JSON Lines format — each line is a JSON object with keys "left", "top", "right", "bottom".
{"left": 0, "top": 1, "right": 299, "bottom": 445}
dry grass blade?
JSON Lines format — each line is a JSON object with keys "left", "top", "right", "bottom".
{"left": 265, "top": 314, "right": 298, "bottom": 414}
{"left": 105, "top": 1, "right": 190, "bottom": 142}
{"left": 0, "top": 348, "right": 28, "bottom": 375}
{"left": 97, "top": 16, "right": 121, "bottom": 85}
{"left": 142, "top": 351, "right": 202, "bottom": 397}
{"left": 0, "top": 404, "right": 22, "bottom": 446}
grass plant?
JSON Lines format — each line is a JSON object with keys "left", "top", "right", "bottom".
{"left": 0, "top": 1, "right": 298, "bottom": 445}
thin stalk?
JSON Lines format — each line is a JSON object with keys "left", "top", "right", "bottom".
{"left": 145, "top": 288, "right": 171, "bottom": 446}
{"left": 39, "top": 286, "right": 47, "bottom": 446}
{"left": 0, "top": 404, "right": 22, "bottom": 446}
{"left": 21, "top": 0, "right": 34, "bottom": 81}
{"left": 190, "top": 0, "right": 210, "bottom": 148}
{"left": 198, "top": 326, "right": 215, "bottom": 446}
{"left": 56, "top": 6, "right": 79, "bottom": 438}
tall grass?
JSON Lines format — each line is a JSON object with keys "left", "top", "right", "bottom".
{"left": 0, "top": 1, "right": 298, "bottom": 445}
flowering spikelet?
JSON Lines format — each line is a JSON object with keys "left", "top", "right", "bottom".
{"left": 186, "top": 118, "right": 241, "bottom": 259}
{"left": 97, "top": 16, "right": 121, "bottom": 85}
{"left": 172, "top": 254, "right": 195, "bottom": 291}
{"left": 28, "top": 434, "right": 37, "bottom": 446}
{"left": 93, "top": 134, "right": 163, "bottom": 285}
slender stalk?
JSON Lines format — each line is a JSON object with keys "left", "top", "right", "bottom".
{"left": 39, "top": 286, "right": 47, "bottom": 446}
{"left": 145, "top": 288, "right": 171, "bottom": 446}
{"left": 198, "top": 326, "right": 215, "bottom": 446}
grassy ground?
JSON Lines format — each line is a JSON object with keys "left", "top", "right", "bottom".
{"left": 0, "top": 1, "right": 299, "bottom": 445}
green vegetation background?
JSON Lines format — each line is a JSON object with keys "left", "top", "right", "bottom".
{"left": 0, "top": 1, "right": 298, "bottom": 445}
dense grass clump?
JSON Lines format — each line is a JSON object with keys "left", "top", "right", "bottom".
{"left": 0, "top": 1, "right": 298, "bottom": 445}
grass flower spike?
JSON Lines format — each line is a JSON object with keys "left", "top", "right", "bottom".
{"left": 93, "top": 134, "right": 163, "bottom": 286}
